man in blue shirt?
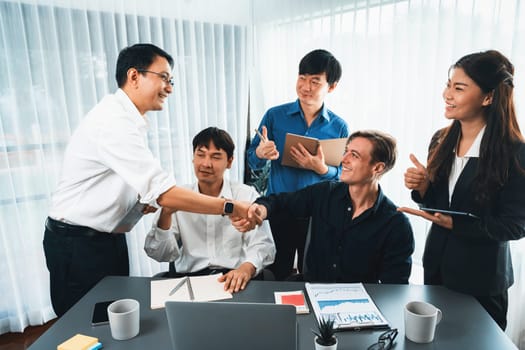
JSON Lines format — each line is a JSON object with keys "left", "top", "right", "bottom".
{"left": 243, "top": 130, "right": 414, "bottom": 284}
{"left": 247, "top": 49, "right": 349, "bottom": 280}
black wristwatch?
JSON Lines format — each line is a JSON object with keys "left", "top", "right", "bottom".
{"left": 222, "top": 200, "right": 234, "bottom": 216}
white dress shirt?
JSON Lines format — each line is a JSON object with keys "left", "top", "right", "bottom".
{"left": 49, "top": 89, "right": 176, "bottom": 232}
{"left": 144, "top": 181, "right": 276, "bottom": 275}
{"left": 448, "top": 125, "right": 486, "bottom": 204}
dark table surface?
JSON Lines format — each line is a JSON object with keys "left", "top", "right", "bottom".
{"left": 29, "top": 276, "right": 517, "bottom": 349}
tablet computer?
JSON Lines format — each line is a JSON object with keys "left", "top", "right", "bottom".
{"left": 419, "top": 207, "right": 479, "bottom": 219}
{"left": 281, "top": 133, "right": 347, "bottom": 168}
{"left": 281, "top": 133, "right": 319, "bottom": 168}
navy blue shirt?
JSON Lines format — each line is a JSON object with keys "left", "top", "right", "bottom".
{"left": 248, "top": 100, "right": 349, "bottom": 195}
{"left": 256, "top": 181, "right": 414, "bottom": 283}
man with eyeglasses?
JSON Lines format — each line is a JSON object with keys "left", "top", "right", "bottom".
{"left": 43, "top": 43, "right": 257, "bottom": 317}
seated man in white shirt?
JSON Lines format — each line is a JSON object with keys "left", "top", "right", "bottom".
{"left": 145, "top": 127, "right": 276, "bottom": 292}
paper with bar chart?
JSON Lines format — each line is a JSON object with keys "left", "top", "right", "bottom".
{"left": 305, "top": 283, "right": 389, "bottom": 330}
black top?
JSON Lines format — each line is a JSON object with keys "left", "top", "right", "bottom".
{"left": 256, "top": 181, "right": 414, "bottom": 283}
{"left": 413, "top": 137, "right": 525, "bottom": 295}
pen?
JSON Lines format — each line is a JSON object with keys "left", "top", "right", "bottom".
{"left": 169, "top": 276, "right": 188, "bottom": 296}
{"left": 187, "top": 278, "right": 195, "bottom": 301}
{"left": 254, "top": 128, "right": 267, "bottom": 142}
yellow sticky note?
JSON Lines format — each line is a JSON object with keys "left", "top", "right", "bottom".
{"left": 57, "top": 334, "right": 98, "bottom": 350}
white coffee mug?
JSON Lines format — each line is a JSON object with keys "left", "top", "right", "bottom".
{"left": 404, "top": 301, "right": 442, "bottom": 343}
{"left": 108, "top": 299, "right": 140, "bottom": 340}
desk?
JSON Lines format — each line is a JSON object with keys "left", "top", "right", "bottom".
{"left": 29, "top": 276, "right": 517, "bottom": 350}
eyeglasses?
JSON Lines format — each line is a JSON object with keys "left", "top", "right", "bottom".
{"left": 367, "top": 328, "right": 398, "bottom": 350}
{"left": 137, "top": 69, "right": 174, "bottom": 87}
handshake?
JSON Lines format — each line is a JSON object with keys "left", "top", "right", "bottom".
{"left": 229, "top": 202, "right": 269, "bottom": 232}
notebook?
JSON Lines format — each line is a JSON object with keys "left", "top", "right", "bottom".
{"left": 150, "top": 274, "right": 232, "bottom": 309}
{"left": 165, "top": 301, "right": 297, "bottom": 350}
{"left": 281, "top": 133, "right": 347, "bottom": 168}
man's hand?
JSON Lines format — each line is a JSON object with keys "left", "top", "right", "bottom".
{"left": 397, "top": 207, "right": 453, "bottom": 230}
{"left": 141, "top": 204, "right": 158, "bottom": 215}
{"left": 290, "top": 143, "right": 328, "bottom": 175}
{"left": 404, "top": 153, "right": 430, "bottom": 196}
{"left": 230, "top": 201, "right": 263, "bottom": 232}
{"left": 230, "top": 203, "right": 267, "bottom": 232}
{"left": 255, "top": 126, "right": 280, "bottom": 160}
{"left": 217, "top": 263, "right": 256, "bottom": 293}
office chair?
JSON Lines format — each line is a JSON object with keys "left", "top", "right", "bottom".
{"left": 285, "top": 217, "right": 312, "bottom": 282}
{"left": 153, "top": 262, "right": 177, "bottom": 278}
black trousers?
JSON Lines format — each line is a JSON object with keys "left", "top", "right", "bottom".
{"left": 43, "top": 218, "right": 129, "bottom": 317}
{"left": 268, "top": 213, "right": 309, "bottom": 281}
{"left": 425, "top": 268, "right": 508, "bottom": 330}
{"left": 474, "top": 292, "right": 508, "bottom": 331}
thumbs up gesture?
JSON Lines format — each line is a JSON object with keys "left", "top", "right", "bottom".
{"left": 255, "top": 126, "right": 279, "bottom": 160}
{"left": 404, "top": 154, "right": 430, "bottom": 196}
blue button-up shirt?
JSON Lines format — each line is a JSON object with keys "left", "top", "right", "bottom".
{"left": 247, "top": 100, "right": 349, "bottom": 195}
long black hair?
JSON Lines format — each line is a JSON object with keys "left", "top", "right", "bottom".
{"left": 427, "top": 50, "right": 523, "bottom": 205}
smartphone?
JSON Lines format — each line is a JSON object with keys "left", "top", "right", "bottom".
{"left": 91, "top": 300, "right": 115, "bottom": 326}
{"left": 419, "top": 207, "right": 479, "bottom": 219}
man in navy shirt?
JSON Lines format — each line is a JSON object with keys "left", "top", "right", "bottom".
{"left": 247, "top": 49, "right": 349, "bottom": 280}
{"left": 243, "top": 130, "right": 414, "bottom": 283}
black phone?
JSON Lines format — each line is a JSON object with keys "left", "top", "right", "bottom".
{"left": 91, "top": 300, "right": 115, "bottom": 326}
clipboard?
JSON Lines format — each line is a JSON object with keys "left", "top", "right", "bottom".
{"left": 305, "top": 282, "right": 390, "bottom": 330}
{"left": 111, "top": 200, "right": 146, "bottom": 233}
{"left": 281, "top": 133, "right": 347, "bottom": 168}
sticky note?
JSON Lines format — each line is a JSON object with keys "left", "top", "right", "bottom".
{"left": 57, "top": 334, "right": 99, "bottom": 350}
{"left": 281, "top": 293, "right": 305, "bottom": 306}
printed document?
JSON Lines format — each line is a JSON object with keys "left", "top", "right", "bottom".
{"left": 305, "top": 283, "right": 389, "bottom": 330}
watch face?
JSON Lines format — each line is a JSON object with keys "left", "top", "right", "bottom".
{"left": 224, "top": 201, "right": 234, "bottom": 214}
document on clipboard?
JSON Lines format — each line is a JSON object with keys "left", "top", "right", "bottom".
{"left": 281, "top": 133, "right": 347, "bottom": 168}
{"left": 111, "top": 200, "right": 146, "bottom": 233}
{"left": 305, "top": 283, "right": 389, "bottom": 330}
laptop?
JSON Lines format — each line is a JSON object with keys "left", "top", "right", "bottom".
{"left": 165, "top": 301, "right": 297, "bottom": 350}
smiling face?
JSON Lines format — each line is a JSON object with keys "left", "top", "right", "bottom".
{"left": 340, "top": 137, "right": 384, "bottom": 186}
{"left": 130, "top": 55, "right": 173, "bottom": 114}
{"left": 442, "top": 67, "right": 492, "bottom": 122}
{"left": 192, "top": 141, "right": 232, "bottom": 187}
{"left": 295, "top": 72, "right": 336, "bottom": 109}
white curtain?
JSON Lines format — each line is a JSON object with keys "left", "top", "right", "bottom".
{"left": 0, "top": 0, "right": 249, "bottom": 334}
{"left": 250, "top": 0, "right": 525, "bottom": 348}
{"left": 1, "top": 0, "right": 525, "bottom": 348}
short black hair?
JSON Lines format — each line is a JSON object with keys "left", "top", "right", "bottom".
{"left": 192, "top": 127, "right": 235, "bottom": 159}
{"left": 115, "top": 43, "right": 174, "bottom": 87}
{"left": 347, "top": 130, "right": 397, "bottom": 174}
{"left": 299, "top": 49, "right": 342, "bottom": 86}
